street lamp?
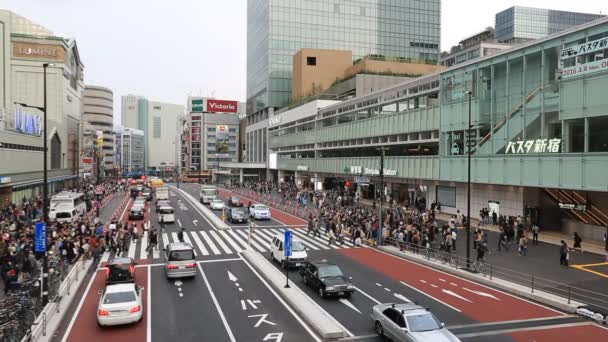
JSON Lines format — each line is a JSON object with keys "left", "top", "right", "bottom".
{"left": 464, "top": 90, "right": 473, "bottom": 269}
{"left": 376, "top": 146, "right": 389, "bottom": 246}
{"left": 14, "top": 62, "right": 54, "bottom": 306}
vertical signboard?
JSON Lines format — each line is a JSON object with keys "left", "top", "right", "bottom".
{"left": 35, "top": 222, "right": 47, "bottom": 253}
{"left": 284, "top": 230, "right": 292, "bottom": 257}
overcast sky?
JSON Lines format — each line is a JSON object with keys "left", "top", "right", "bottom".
{"left": 1, "top": 0, "right": 607, "bottom": 125}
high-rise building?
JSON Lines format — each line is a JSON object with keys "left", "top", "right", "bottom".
{"left": 120, "top": 95, "right": 184, "bottom": 174}
{"left": 83, "top": 85, "right": 114, "bottom": 175}
{"left": 114, "top": 127, "right": 145, "bottom": 176}
{"left": 246, "top": 0, "right": 441, "bottom": 114}
{"left": 441, "top": 27, "right": 513, "bottom": 67}
{"left": 495, "top": 6, "right": 604, "bottom": 44}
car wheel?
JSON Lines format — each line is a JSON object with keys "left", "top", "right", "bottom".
{"left": 375, "top": 321, "right": 384, "bottom": 336}
{"left": 318, "top": 287, "right": 325, "bottom": 298}
{"left": 344, "top": 292, "right": 352, "bottom": 299}
{"left": 281, "top": 260, "right": 286, "bottom": 269}
{"left": 270, "top": 252, "right": 275, "bottom": 261}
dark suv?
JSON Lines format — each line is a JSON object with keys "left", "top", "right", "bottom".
{"left": 299, "top": 261, "right": 354, "bottom": 298}
{"left": 106, "top": 257, "right": 136, "bottom": 285}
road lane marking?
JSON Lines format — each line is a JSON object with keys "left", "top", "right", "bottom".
{"left": 384, "top": 287, "right": 391, "bottom": 292}
{"left": 177, "top": 219, "right": 182, "bottom": 227}
{"left": 193, "top": 220, "right": 198, "bottom": 227}
{"left": 196, "top": 263, "right": 236, "bottom": 342}
{"left": 171, "top": 232, "right": 180, "bottom": 244}
{"left": 226, "top": 229, "right": 251, "bottom": 250}
{"left": 140, "top": 231, "right": 148, "bottom": 260}
{"left": 450, "top": 282, "right": 458, "bottom": 286}
{"left": 447, "top": 315, "right": 577, "bottom": 330}
{"left": 100, "top": 251, "right": 110, "bottom": 263}
{"left": 235, "top": 229, "right": 265, "bottom": 252}
{"left": 147, "top": 264, "right": 151, "bottom": 342}
{"left": 393, "top": 293, "right": 412, "bottom": 303}
{"left": 239, "top": 254, "right": 325, "bottom": 341}
{"left": 399, "top": 281, "right": 462, "bottom": 312}
{"left": 339, "top": 298, "right": 361, "bottom": 314}
{"left": 61, "top": 267, "right": 98, "bottom": 342}
{"left": 210, "top": 231, "right": 232, "bottom": 254}
{"left": 190, "top": 231, "right": 210, "bottom": 256}
{"left": 454, "top": 322, "right": 592, "bottom": 339}
{"left": 200, "top": 231, "right": 221, "bottom": 255}
{"left": 431, "top": 284, "right": 438, "bottom": 288}
{"left": 279, "top": 229, "right": 322, "bottom": 250}
{"left": 462, "top": 287, "right": 501, "bottom": 301}
{"left": 442, "top": 289, "right": 473, "bottom": 303}
{"left": 420, "top": 279, "right": 428, "bottom": 283}
{"left": 169, "top": 186, "right": 217, "bottom": 230}
{"left": 162, "top": 232, "right": 170, "bottom": 249}
{"left": 353, "top": 286, "right": 382, "bottom": 305}
{"left": 219, "top": 230, "right": 243, "bottom": 253}
{"left": 128, "top": 237, "right": 137, "bottom": 259}
{"left": 197, "top": 258, "right": 241, "bottom": 263}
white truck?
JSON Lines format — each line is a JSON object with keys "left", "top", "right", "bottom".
{"left": 199, "top": 185, "right": 217, "bottom": 204}
{"left": 156, "top": 186, "right": 169, "bottom": 204}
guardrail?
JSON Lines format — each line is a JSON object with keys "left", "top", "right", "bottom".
{"left": 383, "top": 236, "right": 608, "bottom": 314}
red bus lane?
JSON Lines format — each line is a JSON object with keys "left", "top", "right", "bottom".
{"left": 217, "top": 188, "right": 307, "bottom": 226}
{"left": 65, "top": 267, "right": 148, "bottom": 342}
{"left": 509, "top": 324, "right": 608, "bottom": 342}
{"left": 340, "top": 248, "right": 563, "bottom": 323}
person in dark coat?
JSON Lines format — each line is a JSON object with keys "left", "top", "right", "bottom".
{"left": 560, "top": 240, "right": 570, "bottom": 266}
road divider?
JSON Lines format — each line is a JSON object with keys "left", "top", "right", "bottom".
{"left": 240, "top": 249, "right": 349, "bottom": 339}
{"left": 169, "top": 185, "right": 230, "bottom": 230}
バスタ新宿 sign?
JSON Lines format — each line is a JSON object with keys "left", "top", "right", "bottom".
{"left": 562, "top": 59, "right": 608, "bottom": 79}
{"left": 505, "top": 138, "right": 561, "bottom": 154}
{"left": 207, "top": 99, "right": 238, "bottom": 113}
{"left": 560, "top": 36, "right": 608, "bottom": 60}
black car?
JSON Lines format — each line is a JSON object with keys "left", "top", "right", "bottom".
{"left": 228, "top": 196, "right": 243, "bottom": 207}
{"left": 299, "top": 261, "right": 354, "bottom": 298}
{"left": 106, "top": 257, "right": 136, "bottom": 284}
{"left": 227, "top": 208, "right": 247, "bottom": 223}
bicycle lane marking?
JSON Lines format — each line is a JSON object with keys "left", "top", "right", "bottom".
{"left": 62, "top": 267, "right": 148, "bottom": 342}
{"left": 507, "top": 323, "right": 608, "bottom": 342}
{"left": 339, "top": 248, "right": 564, "bottom": 323}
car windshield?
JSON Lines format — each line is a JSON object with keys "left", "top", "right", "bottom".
{"left": 212, "top": 200, "right": 223, "bottom": 204}
{"left": 318, "top": 265, "right": 344, "bottom": 278}
{"left": 159, "top": 208, "right": 174, "bottom": 214}
{"left": 103, "top": 291, "right": 136, "bottom": 304}
{"left": 292, "top": 240, "right": 306, "bottom": 252}
{"left": 406, "top": 313, "right": 442, "bottom": 332}
{"left": 202, "top": 190, "right": 217, "bottom": 196}
{"left": 255, "top": 205, "right": 268, "bottom": 211}
{"left": 169, "top": 250, "right": 195, "bottom": 261}
{"left": 56, "top": 212, "right": 72, "bottom": 218}
{"left": 231, "top": 197, "right": 240, "bottom": 202}
{"left": 232, "top": 209, "right": 245, "bottom": 215}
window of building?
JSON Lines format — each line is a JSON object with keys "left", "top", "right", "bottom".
{"left": 306, "top": 56, "right": 317, "bottom": 66}
{"left": 153, "top": 117, "right": 161, "bottom": 138}
{"left": 153, "top": 105, "right": 161, "bottom": 110}
{"left": 229, "top": 128, "right": 237, "bottom": 133}
{"left": 589, "top": 117, "right": 608, "bottom": 152}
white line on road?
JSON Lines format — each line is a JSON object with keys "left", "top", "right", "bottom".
{"left": 393, "top": 293, "right": 412, "bottom": 303}
{"left": 450, "top": 282, "right": 458, "bottom": 286}
{"left": 200, "top": 231, "right": 221, "bottom": 255}
{"left": 196, "top": 263, "right": 236, "bottom": 342}
{"left": 177, "top": 219, "right": 182, "bottom": 227}
{"left": 182, "top": 232, "right": 198, "bottom": 257}
{"left": 420, "top": 279, "right": 428, "bottom": 284}
{"left": 399, "top": 281, "right": 462, "bottom": 312}
{"left": 140, "top": 231, "right": 148, "bottom": 260}
{"left": 147, "top": 263, "right": 151, "bottom": 342}
{"left": 190, "top": 231, "right": 210, "bottom": 256}
{"left": 197, "top": 258, "right": 241, "bottom": 263}
{"left": 339, "top": 298, "right": 362, "bottom": 314}
{"left": 210, "top": 230, "right": 232, "bottom": 254}
{"left": 353, "top": 286, "right": 381, "bottom": 305}
{"left": 431, "top": 284, "right": 438, "bottom": 288}
{"left": 219, "top": 230, "right": 243, "bottom": 253}
{"left": 162, "top": 232, "right": 170, "bottom": 249}
{"left": 439, "top": 278, "right": 446, "bottom": 282}
{"left": 384, "top": 287, "right": 391, "bottom": 292}
{"left": 193, "top": 220, "right": 198, "bottom": 227}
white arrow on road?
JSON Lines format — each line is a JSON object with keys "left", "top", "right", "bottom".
{"left": 393, "top": 293, "right": 412, "bottom": 303}
{"left": 462, "top": 287, "right": 501, "bottom": 301}
{"left": 339, "top": 298, "right": 361, "bottom": 314}
{"left": 442, "top": 289, "right": 473, "bottom": 303}
{"left": 193, "top": 220, "right": 198, "bottom": 226}
{"left": 174, "top": 280, "right": 183, "bottom": 287}
{"left": 228, "top": 271, "right": 238, "bottom": 282}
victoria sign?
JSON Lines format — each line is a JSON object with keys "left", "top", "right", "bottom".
{"left": 207, "top": 99, "right": 238, "bottom": 113}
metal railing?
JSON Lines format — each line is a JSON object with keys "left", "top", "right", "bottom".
{"left": 383, "top": 236, "right": 608, "bottom": 313}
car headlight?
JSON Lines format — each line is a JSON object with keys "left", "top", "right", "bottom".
{"left": 325, "top": 286, "right": 335, "bottom": 291}
{"left": 347, "top": 284, "right": 354, "bottom": 289}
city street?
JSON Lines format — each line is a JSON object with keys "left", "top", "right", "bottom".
{"left": 53, "top": 184, "right": 608, "bottom": 341}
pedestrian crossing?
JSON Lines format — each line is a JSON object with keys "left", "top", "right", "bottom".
{"left": 100, "top": 228, "right": 359, "bottom": 261}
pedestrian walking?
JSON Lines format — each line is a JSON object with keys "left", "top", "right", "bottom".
{"left": 559, "top": 240, "right": 570, "bottom": 266}
{"left": 573, "top": 232, "right": 583, "bottom": 252}
{"left": 178, "top": 227, "right": 185, "bottom": 243}
{"left": 531, "top": 224, "right": 540, "bottom": 246}
{"left": 518, "top": 233, "right": 528, "bottom": 256}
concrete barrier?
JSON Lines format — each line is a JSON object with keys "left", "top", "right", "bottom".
{"left": 170, "top": 186, "right": 230, "bottom": 230}
{"left": 378, "top": 245, "right": 584, "bottom": 313}
{"left": 241, "top": 249, "right": 348, "bottom": 339}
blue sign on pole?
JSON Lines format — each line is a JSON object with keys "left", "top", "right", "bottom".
{"left": 284, "top": 230, "right": 292, "bottom": 257}
{"left": 35, "top": 222, "right": 47, "bottom": 253}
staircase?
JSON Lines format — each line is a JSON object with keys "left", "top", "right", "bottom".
{"left": 474, "top": 85, "right": 548, "bottom": 155}
{"left": 543, "top": 188, "right": 608, "bottom": 227}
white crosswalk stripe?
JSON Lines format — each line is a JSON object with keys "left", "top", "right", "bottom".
{"left": 200, "top": 231, "right": 221, "bottom": 255}
{"left": 101, "top": 228, "right": 359, "bottom": 261}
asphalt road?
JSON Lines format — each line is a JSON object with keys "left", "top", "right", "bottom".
{"left": 57, "top": 183, "right": 608, "bottom": 342}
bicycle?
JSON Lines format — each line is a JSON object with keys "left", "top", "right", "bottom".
{"left": 472, "top": 260, "right": 486, "bottom": 275}
{"left": 440, "top": 252, "right": 457, "bottom": 267}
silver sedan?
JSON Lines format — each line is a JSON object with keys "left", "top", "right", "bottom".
{"left": 370, "top": 303, "right": 460, "bottom": 342}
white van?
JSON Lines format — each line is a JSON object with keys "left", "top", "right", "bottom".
{"left": 270, "top": 233, "right": 308, "bottom": 269}
{"left": 49, "top": 192, "right": 86, "bottom": 222}
{"left": 164, "top": 242, "right": 196, "bottom": 278}
{"left": 158, "top": 206, "right": 175, "bottom": 223}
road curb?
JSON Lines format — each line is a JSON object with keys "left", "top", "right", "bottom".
{"left": 377, "top": 245, "right": 583, "bottom": 314}
{"left": 241, "top": 249, "right": 348, "bottom": 340}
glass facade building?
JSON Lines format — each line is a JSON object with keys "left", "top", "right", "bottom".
{"left": 246, "top": 0, "right": 441, "bottom": 114}
{"left": 495, "top": 6, "right": 604, "bottom": 44}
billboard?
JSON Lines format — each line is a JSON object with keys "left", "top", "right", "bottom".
{"left": 207, "top": 99, "right": 238, "bottom": 113}
{"left": 216, "top": 125, "right": 229, "bottom": 140}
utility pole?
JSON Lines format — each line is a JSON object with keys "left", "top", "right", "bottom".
{"left": 465, "top": 90, "right": 473, "bottom": 269}
{"left": 377, "top": 147, "right": 389, "bottom": 246}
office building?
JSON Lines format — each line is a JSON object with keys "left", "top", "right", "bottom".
{"left": 270, "top": 17, "right": 608, "bottom": 241}
{"left": 114, "top": 127, "right": 145, "bottom": 176}
{"left": 0, "top": 10, "right": 85, "bottom": 202}
{"left": 495, "top": 6, "right": 604, "bottom": 44}
{"left": 441, "top": 27, "right": 513, "bottom": 67}
{"left": 182, "top": 97, "right": 243, "bottom": 182}
{"left": 83, "top": 85, "right": 114, "bottom": 175}
{"left": 120, "top": 95, "right": 184, "bottom": 174}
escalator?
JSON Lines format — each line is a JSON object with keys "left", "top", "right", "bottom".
{"left": 543, "top": 188, "right": 608, "bottom": 227}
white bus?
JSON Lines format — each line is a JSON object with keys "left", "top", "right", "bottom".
{"left": 199, "top": 186, "right": 217, "bottom": 204}
{"left": 49, "top": 192, "right": 87, "bottom": 223}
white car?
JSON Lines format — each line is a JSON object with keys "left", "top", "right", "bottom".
{"left": 97, "top": 283, "right": 143, "bottom": 327}
{"left": 209, "top": 199, "right": 225, "bottom": 210}
{"left": 158, "top": 206, "right": 175, "bottom": 223}
{"left": 249, "top": 204, "right": 271, "bottom": 220}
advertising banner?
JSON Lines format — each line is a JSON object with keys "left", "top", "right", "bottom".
{"left": 562, "top": 59, "right": 608, "bottom": 79}
{"left": 207, "top": 99, "right": 238, "bottom": 113}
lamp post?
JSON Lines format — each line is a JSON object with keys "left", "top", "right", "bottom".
{"left": 15, "top": 62, "right": 54, "bottom": 306}
{"left": 464, "top": 90, "right": 473, "bottom": 269}
{"left": 376, "top": 146, "right": 389, "bottom": 246}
